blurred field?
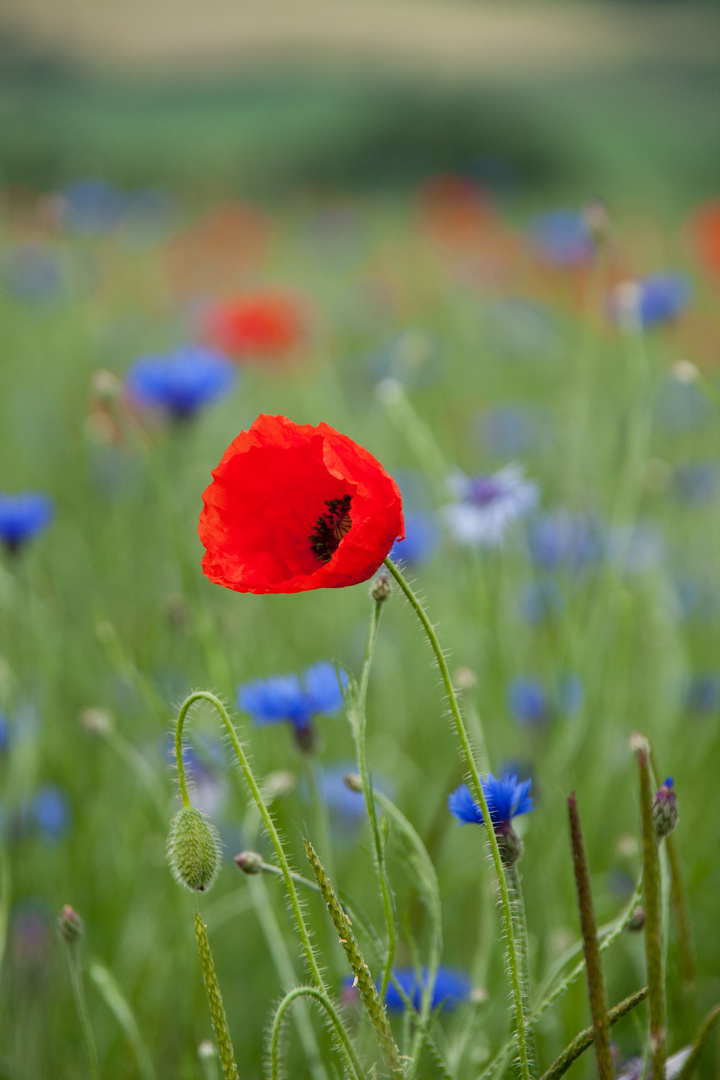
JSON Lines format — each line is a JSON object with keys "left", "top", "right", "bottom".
{"left": 0, "top": 4, "right": 719, "bottom": 1079}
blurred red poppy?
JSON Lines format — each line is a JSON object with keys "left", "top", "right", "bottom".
{"left": 199, "top": 415, "right": 404, "bottom": 594}
{"left": 204, "top": 290, "right": 307, "bottom": 362}
{"left": 686, "top": 199, "right": 720, "bottom": 277}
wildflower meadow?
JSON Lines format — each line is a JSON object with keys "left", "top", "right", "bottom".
{"left": 1, "top": 16, "right": 719, "bottom": 1078}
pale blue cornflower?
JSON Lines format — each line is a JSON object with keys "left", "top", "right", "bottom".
{"left": 444, "top": 465, "right": 539, "bottom": 547}
{"left": 126, "top": 346, "right": 236, "bottom": 420}
{"left": 0, "top": 493, "right": 54, "bottom": 554}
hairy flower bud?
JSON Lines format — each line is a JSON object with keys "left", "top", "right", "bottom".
{"left": 370, "top": 572, "right": 392, "bottom": 603}
{"left": 496, "top": 822, "right": 524, "bottom": 866}
{"left": 167, "top": 807, "right": 221, "bottom": 892}
{"left": 235, "top": 851, "right": 263, "bottom": 875}
{"left": 626, "top": 906, "right": 646, "bottom": 933}
{"left": 57, "top": 905, "right": 84, "bottom": 945}
{"left": 652, "top": 778, "right": 678, "bottom": 839}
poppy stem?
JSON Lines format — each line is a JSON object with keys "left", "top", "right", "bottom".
{"left": 268, "top": 986, "right": 365, "bottom": 1080}
{"left": 384, "top": 558, "right": 536, "bottom": 1080}
{"left": 173, "top": 692, "right": 357, "bottom": 1079}
{"left": 350, "top": 597, "right": 397, "bottom": 1002}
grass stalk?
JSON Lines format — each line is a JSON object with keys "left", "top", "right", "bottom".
{"left": 540, "top": 986, "right": 648, "bottom": 1080}
{"left": 567, "top": 792, "right": 614, "bottom": 1080}
{"left": 63, "top": 937, "right": 100, "bottom": 1080}
{"left": 194, "top": 912, "right": 239, "bottom": 1080}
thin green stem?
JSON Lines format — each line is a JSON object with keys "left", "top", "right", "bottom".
{"left": 480, "top": 874, "right": 644, "bottom": 1080}
{"left": 567, "top": 793, "right": 614, "bottom": 1080}
{"left": 89, "top": 962, "right": 158, "bottom": 1080}
{"left": 194, "top": 912, "right": 239, "bottom": 1080}
{"left": 384, "top": 558, "right": 534, "bottom": 1080}
{"left": 65, "top": 941, "right": 100, "bottom": 1080}
{"left": 540, "top": 986, "right": 648, "bottom": 1080}
{"left": 350, "top": 598, "right": 396, "bottom": 1001}
{"left": 268, "top": 987, "right": 364, "bottom": 1080}
{"left": 507, "top": 864, "right": 539, "bottom": 1070}
{"left": 635, "top": 739, "right": 666, "bottom": 1080}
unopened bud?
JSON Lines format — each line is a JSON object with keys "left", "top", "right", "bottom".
{"left": 653, "top": 778, "right": 678, "bottom": 838}
{"left": 167, "top": 806, "right": 221, "bottom": 892}
{"left": 57, "top": 905, "right": 84, "bottom": 944}
{"left": 198, "top": 1040, "right": 216, "bottom": 1061}
{"left": 671, "top": 359, "right": 699, "bottom": 383}
{"left": 91, "top": 369, "right": 122, "bottom": 403}
{"left": 626, "top": 906, "right": 645, "bottom": 932}
{"left": 343, "top": 772, "right": 363, "bottom": 793}
{"left": 235, "top": 851, "right": 263, "bottom": 875}
{"left": 262, "top": 770, "right": 296, "bottom": 800}
{"left": 370, "top": 572, "right": 392, "bottom": 603}
{"left": 496, "top": 822, "right": 524, "bottom": 866}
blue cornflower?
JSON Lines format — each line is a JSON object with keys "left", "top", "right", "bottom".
{"left": 126, "top": 346, "right": 236, "bottom": 420}
{"left": 530, "top": 209, "right": 594, "bottom": 266}
{"left": 609, "top": 273, "right": 692, "bottom": 327}
{"left": 32, "top": 785, "right": 71, "bottom": 842}
{"left": 449, "top": 773, "right": 534, "bottom": 829}
{"left": 508, "top": 678, "right": 548, "bottom": 725}
{"left": 444, "top": 465, "right": 539, "bottom": 548}
{"left": 384, "top": 967, "right": 472, "bottom": 1012}
{"left": 389, "top": 511, "right": 438, "bottom": 566}
{"left": 238, "top": 662, "right": 348, "bottom": 751}
{"left": 0, "top": 493, "right": 54, "bottom": 553}
{"left": 527, "top": 509, "right": 604, "bottom": 571}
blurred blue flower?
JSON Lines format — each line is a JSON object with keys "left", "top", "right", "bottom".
{"left": 474, "top": 404, "right": 539, "bottom": 457}
{"left": 527, "top": 510, "right": 604, "bottom": 571}
{"left": 508, "top": 678, "right": 548, "bottom": 725}
{"left": 0, "top": 713, "right": 10, "bottom": 754}
{"left": 518, "top": 581, "right": 563, "bottom": 623}
{"left": 444, "top": 465, "right": 539, "bottom": 547}
{"left": 0, "top": 493, "right": 54, "bottom": 553}
{"left": 485, "top": 298, "right": 559, "bottom": 359}
{"left": 32, "top": 785, "right": 71, "bottom": 841}
{"left": 609, "top": 274, "right": 692, "bottom": 327}
{"left": 530, "top": 209, "right": 594, "bottom": 266}
{"left": 389, "top": 511, "right": 439, "bottom": 565}
{"left": 61, "top": 179, "right": 129, "bottom": 234}
{"left": 238, "top": 662, "right": 348, "bottom": 749}
{"left": 672, "top": 463, "right": 719, "bottom": 505}
{"left": 384, "top": 967, "right": 472, "bottom": 1011}
{"left": 449, "top": 773, "right": 533, "bottom": 828}
{"left": 2, "top": 244, "right": 65, "bottom": 302}
{"left": 685, "top": 674, "right": 720, "bottom": 714}
{"left": 126, "top": 346, "right": 236, "bottom": 419}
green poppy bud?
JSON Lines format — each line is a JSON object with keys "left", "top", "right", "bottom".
{"left": 167, "top": 807, "right": 222, "bottom": 893}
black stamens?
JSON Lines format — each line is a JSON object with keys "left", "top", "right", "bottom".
{"left": 309, "top": 495, "right": 353, "bottom": 562}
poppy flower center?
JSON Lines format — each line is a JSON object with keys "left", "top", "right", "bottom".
{"left": 309, "top": 495, "right": 353, "bottom": 562}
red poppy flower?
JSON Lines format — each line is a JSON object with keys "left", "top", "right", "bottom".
{"left": 204, "top": 290, "right": 307, "bottom": 362}
{"left": 199, "top": 415, "right": 404, "bottom": 594}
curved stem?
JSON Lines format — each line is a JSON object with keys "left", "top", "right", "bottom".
{"left": 384, "top": 558, "right": 534, "bottom": 1080}
{"left": 351, "top": 598, "right": 396, "bottom": 1000}
{"left": 174, "top": 694, "right": 358, "bottom": 1080}
{"left": 268, "top": 987, "right": 364, "bottom": 1080}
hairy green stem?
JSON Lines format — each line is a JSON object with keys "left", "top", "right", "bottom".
{"left": 350, "top": 597, "right": 397, "bottom": 1001}
{"left": 384, "top": 557, "right": 534, "bottom": 1080}
{"left": 567, "top": 793, "right": 614, "bottom": 1080}
{"left": 480, "top": 874, "right": 644, "bottom": 1080}
{"left": 507, "top": 863, "right": 539, "bottom": 1070}
{"left": 268, "top": 987, "right": 364, "bottom": 1080}
{"left": 540, "top": 986, "right": 648, "bottom": 1080}
{"left": 64, "top": 938, "right": 100, "bottom": 1080}
{"left": 635, "top": 739, "right": 666, "bottom": 1080}
{"left": 194, "top": 912, "right": 239, "bottom": 1080}
{"left": 174, "top": 693, "right": 357, "bottom": 1078}
{"left": 304, "top": 839, "right": 404, "bottom": 1078}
